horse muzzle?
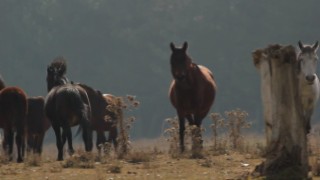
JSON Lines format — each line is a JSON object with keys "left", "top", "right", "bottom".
{"left": 306, "top": 74, "right": 316, "bottom": 84}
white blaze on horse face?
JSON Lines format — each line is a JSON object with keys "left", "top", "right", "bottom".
{"left": 300, "top": 53, "right": 318, "bottom": 83}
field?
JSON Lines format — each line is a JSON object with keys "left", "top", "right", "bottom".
{"left": 1, "top": 109, "right": 320, "bottom": 180}
{"left": 0, "top": 138, "right": 264, "bottom": 180}
{"left": 1, "top": 135, "right": 320, "bottom": 180}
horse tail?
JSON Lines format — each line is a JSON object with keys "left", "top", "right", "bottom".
{"left": 74, "top": 87, "right": 92, "bottom": 138}
{"left": 74, "top": 103, "right": 91, "bottom": 137}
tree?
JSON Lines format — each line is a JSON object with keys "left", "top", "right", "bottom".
{"left": 252, "top": 44, "right": 309, "bottom": 179}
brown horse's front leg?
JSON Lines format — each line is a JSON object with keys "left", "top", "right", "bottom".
{"left": 96, "top": 131, "right": 107, "bottom": 155}
{"left": 178, "top": 114, "right": 186, "bottom": 153}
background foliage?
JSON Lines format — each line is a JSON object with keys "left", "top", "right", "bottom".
{"left": 1, "top": 0, "right": 320, "bottom": 139}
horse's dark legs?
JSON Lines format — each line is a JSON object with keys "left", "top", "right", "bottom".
{"left": 63, "top": 126, "right": 74, "bottom": 156}
{"left": 52, "top": 125, "right": 63, "bottom": 161}
{"left": 96, "top": 131, "right": 107, "bottom": 155}
{"left": 83, "top": 125, "right": 93, "bottom": 152}
{"left": 15, "top": 129, "right": 24, "bottom": 163}
{"left": 178, "top": 113, "right": 186, "bottom": 153}
{"left": 108, "top": 125, "right": 118, "bottom": 150}
{"left": 26, "top": 135, "right": 33, "bottom": 155}
{"left": 194, "top": 113, "right": 207, "bottom": 148}
{"left": 36, "top": 133, "right": 45, "bottom": 154}
{"left": 3, "top": 129, "right": 14, "bottom": 161}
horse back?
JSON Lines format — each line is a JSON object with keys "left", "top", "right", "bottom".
{"left": 77, "top": 84, "right": 108, "bottom": 131}
{"left": 45, "top": 84, "right": 91, "bottom": 127}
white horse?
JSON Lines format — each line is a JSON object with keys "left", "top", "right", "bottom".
{"left": 297, "top": 41, "right": 320, "bottom": 133}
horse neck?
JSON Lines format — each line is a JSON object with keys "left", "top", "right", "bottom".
{"left": 47, "top": 76, "right": 70, "bottom": 92}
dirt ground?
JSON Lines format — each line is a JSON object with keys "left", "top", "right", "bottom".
{"left": 0, "top": 138, "right": 261, "bottom": 180}
{"left": 1, "top": 138, "right": 320, "bottom": 180}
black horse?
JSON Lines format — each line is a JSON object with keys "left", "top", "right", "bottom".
{"left": 44, "top": 57, "right": 93, "bottom": 161}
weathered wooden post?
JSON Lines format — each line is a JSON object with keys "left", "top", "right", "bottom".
{"left": 252, "top": 44, "right": 309, "bottom": 179}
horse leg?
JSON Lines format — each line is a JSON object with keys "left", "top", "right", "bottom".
{"left": 109, "top": 125, "right": 118, "bottom": 150}
{"left": 177, "top": 112, "right": 186, "bottom": 153}
{"left": 82, "top": 124, "right": 93, "bottom": 152}
{"left": 64, "top": 126, "right": 74, "bottom": 156}
{"left": 3, "top": 129, "right": 14, "bottom": 161}
{"left": 52, "top": 125, "right": 63, "bottom": 161}
{"left": 36, "top": 132, "right": 45, "bottom": 155}
{"left": 305, "top": 108, "right": 314, "bottom": 133}
{"left": 96, "top": 131, "right": 107, "bottom": 155}
{"left": 26, "top": 135, "right": 32, "bottom": 156}
{"left": 15, "top": 128, "right": 24, "bottom": 163}
{"left": 194, "top": 113, "right": 207, "bottom": 149}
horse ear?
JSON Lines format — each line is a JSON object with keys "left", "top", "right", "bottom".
{"left": 170, "top": 42, "right": 175, "bottom": 51}
{"left": 313, "top": 41, "right": 319, "bottom": 51}
{"left": 298, "top": 41, "right": 304, "bottom": 50}
{"left": 182, "top": 41, "right": 188, "bottom": 52}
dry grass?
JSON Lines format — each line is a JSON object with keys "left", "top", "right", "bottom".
{"left": 3, "top": 109, "right": 320, "bottom": 179}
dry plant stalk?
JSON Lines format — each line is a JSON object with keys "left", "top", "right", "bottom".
{"left": 225, "top": 108, "right": 251, "bottom": 149}
{"left": 164, "top": 117, "right": 204, "bottom": 158}
{"left": 164, "top": 117, "right": 180, "bottom": 158}
{"left": 106, "top": 95, "right": 139, "bottom": 159}
{"left": 210, "top": 113, "right": 225, "bottom": 150}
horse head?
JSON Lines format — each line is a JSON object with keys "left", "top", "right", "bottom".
{"left": 297, "top": 41, "right": 319, "bottom": 85}
{"left": 0, "top": 75, "right": 5, "bottom": 90}
{"left": 170, "top": 42, "right": 193, "bottom": 82}
{"left": 46, "top": 56, "right": 69, "bottom": 91}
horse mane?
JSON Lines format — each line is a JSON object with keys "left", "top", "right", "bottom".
{"left": 49, "top": 56, "right": 67, "bottom": 75}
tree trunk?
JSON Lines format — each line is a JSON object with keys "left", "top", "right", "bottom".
{"left": 252, "top": 44, "right": 309, "bottom": 179}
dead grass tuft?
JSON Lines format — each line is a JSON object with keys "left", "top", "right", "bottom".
{"left": 24, "top": 154, "right": 41, "bottom": 167}
{"left": 106, "top": 95, "right": 139, "bottom": 159}
{"left": 62, "top": 150, "right": 95, "bottom": 169}
{"left": 125, "top": 151, "right": 153, "bottom": 164}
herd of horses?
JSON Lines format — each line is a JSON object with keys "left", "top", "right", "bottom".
{"left": 0, "top": 41, "right": 318, "bottom": 163}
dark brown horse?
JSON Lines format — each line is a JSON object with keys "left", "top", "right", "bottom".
{"left": 76, "top": 84, "right": 119, "bottom": 154}
{"left": 0, "top": 76, "right": 28, "bottom": 162}
{"left": 26, "top": 96, "right": 51, "bottom": 155}
{"left": 45, "top": 57, "right": 93, "bottom": 161}
{"left": 169, "top": 42, "right": 217, "bottom": 152}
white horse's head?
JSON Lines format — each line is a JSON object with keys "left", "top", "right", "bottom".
{"left": 297, "top": 41, "right": 319, "bottom": 84}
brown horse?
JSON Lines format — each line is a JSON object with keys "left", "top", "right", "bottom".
{"left": 0, "top": 76, "right": 28, "bottom": 162}
{"left": 26, "top": 96, "right": 51, "bottom": 155}
{"left": 45, "top": 57, "right": 93, "bottom": 161}
{"left": 169, "top": 42, "right": 217, "bottom": 152}
{"left": 76, "top": 84, "right": 119, "bottom": 154}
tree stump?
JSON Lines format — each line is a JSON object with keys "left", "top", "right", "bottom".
{"left": 252, "top": 44, "right": 309, "bottom": 179}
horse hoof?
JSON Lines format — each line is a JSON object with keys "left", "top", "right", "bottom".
{"left": 17, "top": 158, "right": 23, "bottom": 163}
{"left": 68, "top": 149, "right": 75, "bottom": 155}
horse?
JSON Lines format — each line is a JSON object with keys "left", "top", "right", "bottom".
{"left": 0, "top": 76, "right": 28, "bottom": 162}
{"left": 297, "top": 41, "right": 320, "bottom": 133}
{"left": 44, "top": 57, "right": 93, "bottom": 161}
{"left": 76, "top": 83, "right": 119, "bottom": 154}
{"left": 26, "top": 96, "right": 51, "bottom": 155}
{"left": 168, "top": 42, "right": 217, "bottom": 152}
